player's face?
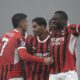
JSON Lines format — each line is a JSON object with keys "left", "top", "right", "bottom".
{"left": 49, "top": 13, "right": 65, "bottom": 30}
{"left": 19, "top": 19, "right": 28, "bottom": 32}
{"left": 32, "top": 22, "right": 44, "bottom": 36}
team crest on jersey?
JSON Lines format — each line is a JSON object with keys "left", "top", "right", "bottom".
{"left": 51, "top": 37, "right": 64, "bottom": 45}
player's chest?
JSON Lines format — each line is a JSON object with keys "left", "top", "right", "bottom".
{"left": 31, "top": 40, "right": 51, "bottom": 57}
{"left": 50, "top": 33, "right": 69, "bottom": 46}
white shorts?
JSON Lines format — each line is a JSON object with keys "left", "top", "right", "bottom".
{"left": 8, "top": 77, "right": 24, "bottom": 80}
{"left": 49, "top": 70, "right": 78, "bottom": 80}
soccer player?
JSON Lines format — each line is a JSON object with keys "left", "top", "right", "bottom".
{"left": 25, "top": 17, "right": 53, "bottom": 80}
{"left": 49, "top": 11, "right": 79, "bottom": 80}
{"left": 0, "top": 13, "right": 53, "bottom": 80}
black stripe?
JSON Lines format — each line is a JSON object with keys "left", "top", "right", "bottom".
{"left": 46, "top": 38, "right": 50, "bottom": 52}
{"left": 43, "top": 40, "right": 49, "bottom": 80}
{"left": 52, "top": 32, "right": 57, "bottom": 73}
{"left": 37, "top": 43, "right": 43, "bottom": 80}
{"left": 1, "top": 65, "right": 4, "bottom": 80}
{"left": 63, "top": 28, "right": 68, "bottom": 66}
{"left": 43, "top": 65, "right": 48, "bottom": 80}
{"left": 32, "top": 38, "right": 38, "bottom": 80}
{"left": 4, "top": 65, "right": 8, "bottom": 80}
{"left": 10, "top": 64, "right": 13, "bottom": 72}
{"left": 57, "top": 44, "right": 60, "bottom": 73}
{"left": 24, "top": 76, "right": 26, "bottom": 80}
{"left": 28, "top": 38, "right": 33, "bottom": 53}
{"left": 34, "top": 38, "right": 38, "bottom": 53}
{"left": 37, "top": 64, "right": 42, "bottom": 80}
{"left": 20, "top": 60, "right": 26, "bottom": 79}
{"left": 32, "top": 64, "right": 37, "bottom": 80}
{"left": 57, "top": 32, "right": 62, "bottom": 73}
{"left": 25, "top": 36, "right": 29, "bottom": 50}
{"left": 52, "top": 46, "right": 55, "bottom": 73}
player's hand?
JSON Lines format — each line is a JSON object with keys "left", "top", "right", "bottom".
{"left": 44, "top": 57, "right": 54, "bottom": 65}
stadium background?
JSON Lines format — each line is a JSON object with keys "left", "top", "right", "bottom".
{"left": 0, "top": 0, "right": 80, "bottom": 79}
{"left": 0, "top": 0, "right": 80, "bottom": 36}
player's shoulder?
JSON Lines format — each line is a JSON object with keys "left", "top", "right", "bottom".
{"left": 2, "top": 29, "right": 22, "bottom": 40}
{"left": 12, "top": 29, "right": 22, "bottom": 39}
{"left": 68, "top": 24, "right": 80, "bottom": 31}
{"left": 66, "top": 24, "right": 77, "bottom": 32}
{"left": 68, "top": 24, "right": 77, "bottom": 27}
{"left": 67, "top": 24, "right": 79, "bottom": 35}
{"left": 1, "top": 30, "right": 14, "bottom": 39}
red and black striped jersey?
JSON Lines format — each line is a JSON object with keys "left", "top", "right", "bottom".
{"left": 23, "top": 35, "right": 33, "bottom": 80}
{"left": 49, "top": 24, "right": 80, "bottom": 74}
{"left": 26, "top": 35, "right": 51, "bottom": 80}
{"left": 0, "top": 30, "right": 46, "bottom": 80}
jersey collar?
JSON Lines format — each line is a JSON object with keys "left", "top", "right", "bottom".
{"left": 37, "top": 35, "right": 50, "bottom": 43}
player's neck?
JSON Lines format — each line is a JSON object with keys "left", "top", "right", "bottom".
{"left": 39, "top": 31, "right": 50, "bottom": 40}
{"left": 52, "top": 26, "right": 65, "bottom": 32}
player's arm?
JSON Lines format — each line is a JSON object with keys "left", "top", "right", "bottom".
{"left": 69, "top": 24, "right": 80, "bottom": 36}
{"left": 18, "top": 46, "right": 53, "bottom": 65}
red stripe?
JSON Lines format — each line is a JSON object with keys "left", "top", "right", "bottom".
{"left": 43, "top": 42, "right": 47, "bottom": 52}
{"left": 60, "top": 40, "right": 64, "bottom": 72}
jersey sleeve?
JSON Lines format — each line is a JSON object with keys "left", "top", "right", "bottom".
{"left": 18, "top": 47, "right": 44, "bottom": 63}
{"left": 18, "top": 35, "right": 44, "bottom": 63}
